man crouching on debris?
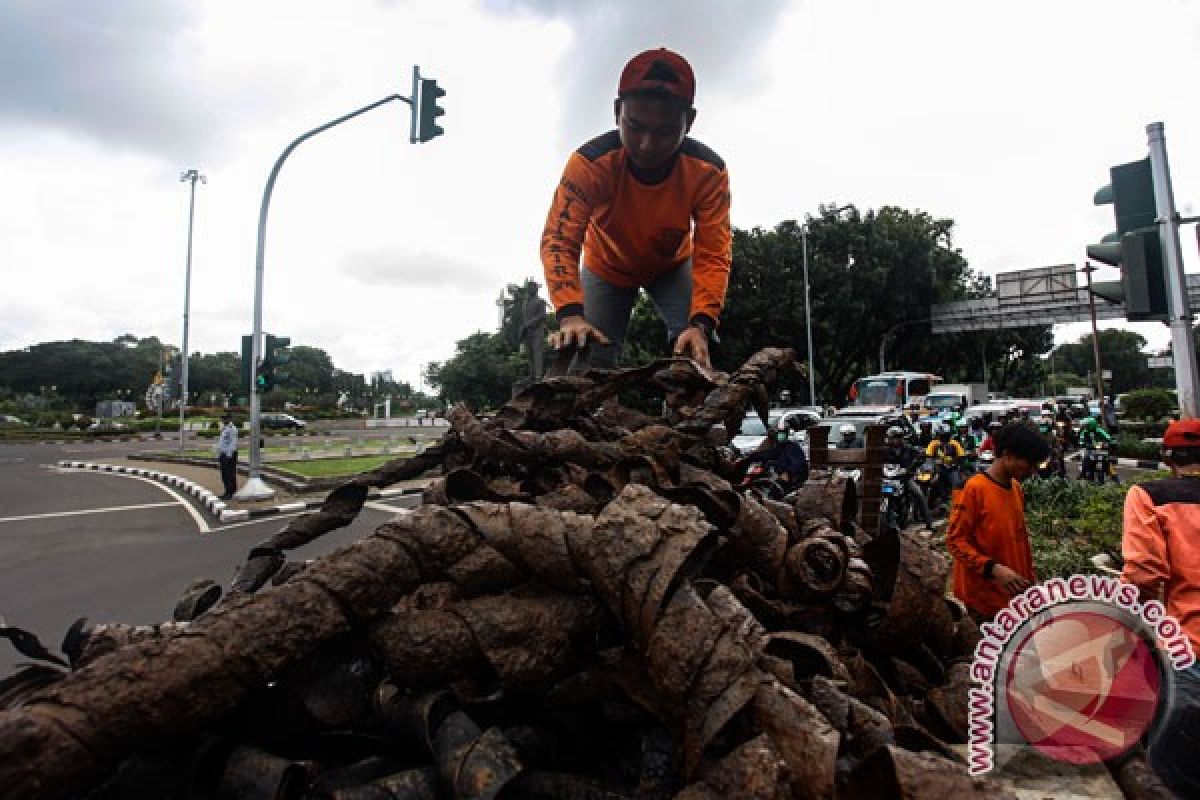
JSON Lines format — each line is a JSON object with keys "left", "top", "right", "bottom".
{"left": 1121, "top": 418, "right": 1200, "bottom": 796}
{"left": 946, "top": 423, "right": 1048, "bottom": 623}
{"left": 539, "top": 47, "right": 732, "bottom": 370}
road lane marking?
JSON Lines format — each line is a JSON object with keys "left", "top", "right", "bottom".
{"left": 122, "top": 474, "right": 211, "bottom": 534}
{"left": 0, "top": 501, "right": 178, "bottom": 523}
{"left": 40, "top": 469, "right": 212, "bottom": 534}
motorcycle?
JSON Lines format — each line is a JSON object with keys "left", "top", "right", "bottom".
{"left": 1079, "top": 442, "right": 1117, "bottom": 485}
{"left": 915, "top": 457, "right": 961, "bottom": 515}
{"left": 736, "top": 462, "right": 793, "bottom": 500}
{"left": 880, "top": 462, "right": 912, "bottom": 530}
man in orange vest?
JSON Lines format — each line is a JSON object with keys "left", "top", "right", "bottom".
{"left": 1122, "top": 418, "right": 1200, "bottom": 795}
{"left": 540, "top": 48, "right": 732, "bottom": 369}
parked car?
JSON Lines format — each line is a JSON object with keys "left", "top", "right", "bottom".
{"left": 261, "top": 413, "right": 306, "bottom": 430}
{"left": 87, "top": 420, "right": 127, "bottom": 432}
{"left": 0, "top": 414, "right": 28, "bottom": 426}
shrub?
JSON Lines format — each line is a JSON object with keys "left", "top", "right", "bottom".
{"left": 1024, "top": 477, "right": 1128, "bottom": 579}
{"left": 1115, "top": 435, "right": 1161, "bottom": 463}
{"left": 1119, "top": 421, "right": 1167, "bottom": 439}
{"left": 1122, "top": 389, "right": 1176, "bottom": 421}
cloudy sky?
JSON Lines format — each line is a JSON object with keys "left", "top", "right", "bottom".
{"left": 2, "top": 0, "right": 1197, "bottom": 390}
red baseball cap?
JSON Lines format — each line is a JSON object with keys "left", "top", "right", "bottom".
{"left": 618, "top": 48, "right": 695, "bottom": 105}
{"left": 1164, "top": 418, "right": 1200, "bottom": 448}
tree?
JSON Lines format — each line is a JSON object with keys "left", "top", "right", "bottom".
{"left": 621, "top": 205, "right": 1053, "bottom": 404}
{"left": 1050, "top": 330, "right": 1168, "bottom": 395}
{"left": 426, "top": 332, "right": 527, "bottom": 411}
{"left": 280, "top": 346, "right": 335, "bottom": 394}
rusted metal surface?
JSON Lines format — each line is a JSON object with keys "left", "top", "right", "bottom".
{"left": 0, "top": 348, "right": 1000, "bottom": 800}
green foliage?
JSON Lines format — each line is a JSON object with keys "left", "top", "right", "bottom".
{"left": 1023, "top": 477, "right": 1129, "bottom": 579}
{"left": 1115, "top": 434, "right": 1162, "bottom": 462}
{"left": 619, "top": 206, "right": 1052, "bottom": 404}
{"left": 425, "top": 331, "right": 528, "bottom": 411}
{"left": 1119, "top": 421, "right": 1168, "bottom": 439}
{"left": 1050, "top": 330, "right": 1170, "bottom": 395}
{"left": 1122, "top": 388, "right": 1176, "bottom": 421}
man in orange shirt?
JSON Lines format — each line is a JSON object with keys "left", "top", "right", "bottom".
{"left": 540, "top": 48, "right": 732, "bottom": 369}
{"left": 1121, "top": 418, "right": 1200, "bottom": 795}
{"left": 946, "top": 423, "right": 1050, "bottom": 621}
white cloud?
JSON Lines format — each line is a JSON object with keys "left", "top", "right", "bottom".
{"left": 1, "top": 0, "right": 1197, "bottom": 392}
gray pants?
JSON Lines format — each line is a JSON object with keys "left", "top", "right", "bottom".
{"left": 580, "top": 260, "right": 692, "bottom": 368}
{"left": 1150, "top": 661, "right": 1200, "bottom": 797}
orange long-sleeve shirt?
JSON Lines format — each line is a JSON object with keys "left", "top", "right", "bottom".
{"left": 946, "top": 472, "right": 1036, "bottom": 619}
{"left": 539, "top": 131, "right": 732, "bottom": 325}
{"left": 1122, "top": 477, "right": 1200, "bottom": 655}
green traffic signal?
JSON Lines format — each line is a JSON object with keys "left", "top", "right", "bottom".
{"left": 417, "top": 78, "right": 445, "bottom": 143}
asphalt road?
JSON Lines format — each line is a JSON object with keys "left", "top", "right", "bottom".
{"left": 0, "top": 437, "right": 417, "bottom": 675}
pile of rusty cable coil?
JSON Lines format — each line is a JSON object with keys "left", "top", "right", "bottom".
{"left": 0, "top": 348, "right": 1165, "bottom": 799}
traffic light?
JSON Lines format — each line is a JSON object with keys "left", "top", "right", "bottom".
{"left": 258, "top": 334, "right": 291, "bottom": 392}
{"left": 166, "top": 354, "right": 181, "bottom": 401}
{"left": 241, "top": 334, "right": 254, "bottom": 393}
{"left": 1087, "top": 157, "right": 1168, "bottom": 321}
{"left": 416, "top": 78, "right": 445, "bottom": 143}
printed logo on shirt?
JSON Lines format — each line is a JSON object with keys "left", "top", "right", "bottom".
{"left": 966, "top": 574, "right": 1194, "bottom": 776}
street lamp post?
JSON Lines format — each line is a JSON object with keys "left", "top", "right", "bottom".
{"left": 178, "top": 169, "right": 205, "bottom": 453}
{"left": 237, "top": 91, "right": 416, "bottom": 500}
{"left": 800, "top": 224, "right": 816, "bottom": 406}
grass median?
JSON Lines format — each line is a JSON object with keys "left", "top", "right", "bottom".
{"left": 273, "top": 455, "right": 399, "bottom": 479}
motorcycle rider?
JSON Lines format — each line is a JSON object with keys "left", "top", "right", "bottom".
{"left": 737, "top": 418, "right": 810, "bottom": 490}
{"left": 885, "top": 425, "right": 934, "bottom": 529}
{"left": 979, "top": 420, "right": 1002, "bottom": 454}
{"left": 1079, "top": 416, "right": 1116, "bottom": 482}
{"left": 926, "top": 423, "right": 966, "bottom": 510}
{"left": 968, "top": 415, "right": 987, "bottom": 447}
{"left": 1079, "top": 415, "right": 1113, "bottom": 449}
{"left": 837, "top": 422, "right": 863, "bottom": 449}
{"left": 916, "top": 419, "right": 934, "bottom": 449}
{"left": 955, "top": 417, "right": 979, "bottom": 461}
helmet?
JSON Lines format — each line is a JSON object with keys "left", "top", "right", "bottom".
{"left": 937, "top": 423, "right": 952, "bottom": 438}
{"left": 956, "top": 418, "right": 968, "bottom": 429}
{"left": 839, "top": 423, "right": 856, "bottom": 437}
{"left": 885, "top": 425, "right": 905, "bottom": 439}
{"left": 773, "top": 428, "right": 789, "bottom": 443}
{"left": 988, "top": 421, "right": 1001, "bottom": 431}
{"left": 1083, "top": 416, "right": 1099, "bottom": 430}
{"left": 919, "top": 419, "right": 932, "bottom": 429}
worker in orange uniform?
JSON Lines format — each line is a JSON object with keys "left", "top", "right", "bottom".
{"left": 540, "top": 48, "right": 731, "bottom": 369}
{"left": 1121, "top": 418, "right": 1200, "bottom": 796}
{"left": 946, "top": 423, "right": 1050, "bottom": 622}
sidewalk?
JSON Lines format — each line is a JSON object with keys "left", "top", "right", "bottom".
{"left": 57, "top": 457, "right": 430, "bottom": 524}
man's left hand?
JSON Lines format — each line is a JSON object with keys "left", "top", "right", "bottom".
{"left": 674, "top": 325, "right": 711, "bottom": 368}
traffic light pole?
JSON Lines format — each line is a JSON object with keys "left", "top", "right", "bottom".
{"left": 1146, "top": 123, "right": 1199, "bottom": 419}
{"left": 237, "top": 92, "right": 414, "bottom": 501}
{"left": 1082, "top": 263, "right": 1107, "bottom": 405}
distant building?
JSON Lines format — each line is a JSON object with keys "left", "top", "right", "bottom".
{"left": 370, "top": 370, "right": 394, "bottom": 386}
{"left": 95, "top": 400, "right": 136, "bottom": 418}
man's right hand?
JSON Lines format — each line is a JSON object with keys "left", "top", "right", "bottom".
{"left": 549, "top": 316, "right": 610, "bottom": 350}
{"left": 991, "top": 564, "right": 1031, "bottom": 596}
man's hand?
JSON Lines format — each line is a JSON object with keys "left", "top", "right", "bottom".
{"left": 549, "top": 316, "right": 610, "bottom": 350}
{"left": 992, "top": 564, "right": 1031, "bottom": 596}
{"left": 674, "top": 325, "right": 711, "bottom": 368}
